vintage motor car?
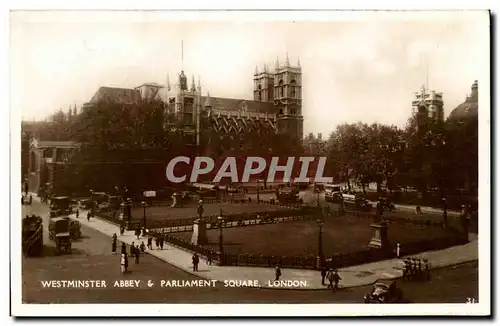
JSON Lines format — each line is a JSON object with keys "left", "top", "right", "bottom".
{"left": 343, "top": 194, "right": 372, "bottom": 211}
{"left": 49, "top": 196, "right": 72, "bottom": 217}
{"left": 378, "top": 197, "right": 395, "bottom": 212}
{"left": 364, "top": 280, "right": 403, "bottom": 303}
{"left": 276, "top": 187, "right": 302, "bottom": 203}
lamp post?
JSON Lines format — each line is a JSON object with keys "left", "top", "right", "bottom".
{"left": 218, "top": 209, "right": 224, "bottom": 254}
{"left": 141, "top": 201, "right": 147, "bottom": 230}
{"left": 257, "top": 180, "right": 260, "bottom": 204}
{"left": 90, "top": 189, "right": 95, "bottom": 214}
{"left": 217, "top": 209, "right": 225, "bottom": 266}
{"left": 119, "top": 202, "right": 125, "bottom": 226}
{"left": 317, "top": 190, "right": 320, "bottom": 208}
{"left": 442, "top": 197, "right": 448, "bottom": 227}
{"left": 316, "top": 218, "right": 324, "bottom": 269}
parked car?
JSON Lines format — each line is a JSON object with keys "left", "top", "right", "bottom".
{"left": 343, "top": 194, "right": 372, "bottom": 211}
{"left": 364, "top": 280, "right": 403, "bottom": 303}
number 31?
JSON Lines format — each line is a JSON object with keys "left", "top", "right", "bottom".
{"left": 466, "top": 298, "right": 476, "bottom": 304}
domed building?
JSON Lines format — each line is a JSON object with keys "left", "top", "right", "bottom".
{"left": 448, "top": 80, "right": 478, "bottom": 122}
{"left": 445, "top": 80, "right": 478, "bottom": 196}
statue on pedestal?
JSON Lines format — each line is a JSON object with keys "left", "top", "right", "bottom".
{"left": 191, "top": 200, "right": 208, "bottom": 245}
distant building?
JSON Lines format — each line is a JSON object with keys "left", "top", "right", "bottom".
{"left": 303, "top": 132, "right": 326, "bottom": 156}
{"left": 27, "top": 139, "right": 79, "bottom": 194}
{"left": 448, "top": 80, "right": 478, "bottom": 122}
{"left": 84, "top": 54, "right": 304, "bottom": 154}
{"left": 411, "top": 85, "right": 444, "bottom": 128}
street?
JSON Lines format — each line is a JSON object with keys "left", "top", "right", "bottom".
{"left": 21, "top": 199, "right": 477, "bottom": 304}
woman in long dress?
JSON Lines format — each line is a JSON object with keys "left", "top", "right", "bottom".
{"left": 120, "top": 253, "right": 126, "bottom": 275}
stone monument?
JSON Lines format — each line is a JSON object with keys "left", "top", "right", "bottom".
{"left": 368, "top": 220, "right": 390, "bottom": 249}
{"left": 191, "top": 200, "right": 208, "bottom": 245}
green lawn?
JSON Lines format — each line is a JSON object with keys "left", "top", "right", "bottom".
{"left": 175, "top": 215, "right": 458, "bottom": 256}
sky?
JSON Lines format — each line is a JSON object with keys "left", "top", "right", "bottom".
{"left": 11, "top": 11, "right": 489, "bottom": 136}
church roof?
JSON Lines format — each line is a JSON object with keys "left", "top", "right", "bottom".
{"left": 201, "top": 96, "right": 275, "bottom": 114}
{"left": 448, "top": 81, "right": 478, "bottom": 121}
{"left": 209, "top": 113, "right": 277, "bottom": 134}
{"left": 90, "top": 86, "right": 142, "bottom": 105}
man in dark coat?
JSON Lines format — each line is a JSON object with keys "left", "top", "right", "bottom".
{"left": 321, "top": 266, "right": 327, "bottom": 285}
{"left": 112, "top": 233, "right": 117, "bottom": 255}
{"left": 192, "top": 254, "right": 200, "bottom": 271}
{"left": 275, "top": 265, "right": 282, "bottom": 281}
{"left": 134, "top": 245, "right": 140, "bottom": 264}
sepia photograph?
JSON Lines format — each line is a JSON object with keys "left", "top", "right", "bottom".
{"left": 10, "top": 9, "right": 490, "bottom": 317}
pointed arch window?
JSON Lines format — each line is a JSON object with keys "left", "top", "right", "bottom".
{"left": 258, "top": 84, "right": 262, "bottom": 101}
{"left": 278, "top": 80, "right": 284, "bottom": 98}
{"left": 290, "top": 80, "right": 297, "bottom": 98}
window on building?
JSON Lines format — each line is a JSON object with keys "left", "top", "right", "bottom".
{"left": 290, "top": 80, "right": 296, "bottom": 98}
{"left": 257, "top": 84, "right": 262, "bottom": 101}
{"left": 278, "top": 80, "right": 284, "bottom": 98}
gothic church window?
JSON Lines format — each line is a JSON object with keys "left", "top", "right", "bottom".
{"left": 258, "top": 84, "right": 262, "bottom": 101}
{"left": 278, "top": 80, "right": 284, "bottom": 98}
{"left": 290, "top": 80, "right": 297, "bottom": 98}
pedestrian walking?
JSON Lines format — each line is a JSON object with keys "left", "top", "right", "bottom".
{"left": 112, "top": 233, "right": 117, "bottom": 255}
{"left": 121, "top": 242, "right": 127, "bottom": 255}
{"left": 275, "top": 265, "right": 282, "bottom": 281}
{"left": 124, "top": 252, "right": 129, "bottom": 273}
{"left": 147, "top": 236, "right": 153, "bottom": 250}
{"left": 130, "top": 242, "right": 136, "bottom": 256}
{"left": 327, "top": 269, "right": 334, "bottom": 288}
{"left": 76, "top": 208, "right": 79, "bottom": 219}
{"left": 120, "top": 253, "right": 126, "bottom": 275}
{"left": 396, "top": 243, "right": 400, "bottom": 258}
{"left": 140, "top": 241, "right": 146, "bottom": 253}
{"left": 87, "top": 211, "right": 91, "bottom": 222}
{"left": 155, "top": 237, "right": 160, "bottom": 250}
{"left": 321, "top": 266, "right": 327, "bottom": 286}
{"left": 135, "top": 246, "right": 140, "bottom": 264}
{"left": 135, "top": 226, "right": 141, "bottom": 240}
{"left": 21, "top": 195, "right": 24, "bottom": 205}
{"left": 192, "top": 253, "right": 200, "bottom": 271}
{"left": 159, "top": 236, "right": 164, "bottom": 250}
{"left": 206, "top": 254, "right": 212, "bottom": 266}
{"left": 29, "top": 194, "right": 32, "bottom": 205}
{"left": 332, "top": 270, "right": 341, "bottom": 290}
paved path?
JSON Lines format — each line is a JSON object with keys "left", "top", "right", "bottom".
{"left": 66, "top": 209, "right": 477, "bottom": 290}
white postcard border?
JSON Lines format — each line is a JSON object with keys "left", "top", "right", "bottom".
{"left": 6, "top": 6, "right": 492, "bottom": 317}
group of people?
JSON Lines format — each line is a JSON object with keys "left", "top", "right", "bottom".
{"left": 320, "top": 267, "right": 342, "bottom": 290}
{"left": 402, "top": 257, "right": 430, "bottom": 281}
{"left": 114, "top": 233, "right": 147, "bottom": 274}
